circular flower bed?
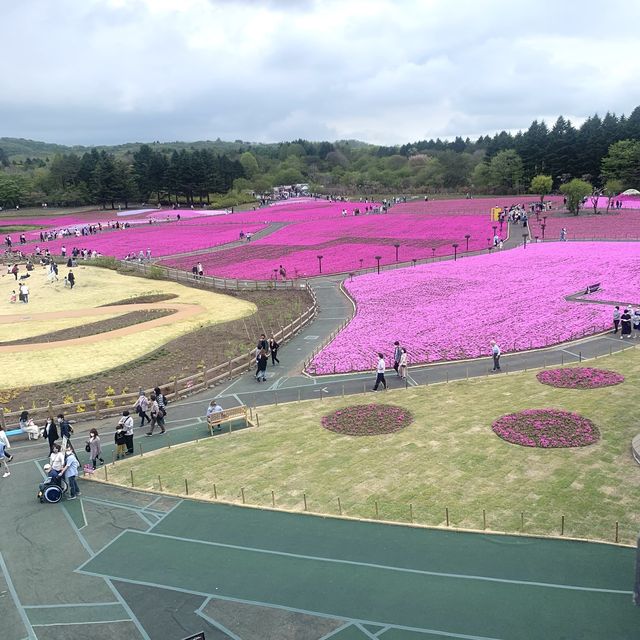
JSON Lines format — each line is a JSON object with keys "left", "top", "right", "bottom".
{"left": 321, "top": 404, "right": 413, "bottom": 436}
{"left": 492, "top": 408, "right": 600, "bottom": 448}
{"left": 536, "top": 367, "right": 624, "bottom": 389}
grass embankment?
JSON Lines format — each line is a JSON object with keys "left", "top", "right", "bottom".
{"left": 109, "top": 348, "right": 640, "bottom": 544}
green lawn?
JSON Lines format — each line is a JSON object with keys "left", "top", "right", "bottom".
{"left": 106, "top": 348, "right": 640, "bottom": 544}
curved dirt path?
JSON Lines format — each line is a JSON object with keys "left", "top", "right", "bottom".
{"left": 0, "top": 302, "right": 205, "bottom": 352}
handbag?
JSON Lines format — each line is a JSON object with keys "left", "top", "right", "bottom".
{"left": 84, "top": 443, "right": 91, "bottom": 453}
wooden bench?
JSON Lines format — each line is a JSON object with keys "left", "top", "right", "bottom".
{"left": 584, "top": 283, "right": 601, "bottom": 295}
{"left": 207, "top": 406, "right": 254, "bottom": 435}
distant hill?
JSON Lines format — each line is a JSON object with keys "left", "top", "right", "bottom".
{"left": 0, "top": 136, "right": 374, "bottom": 161}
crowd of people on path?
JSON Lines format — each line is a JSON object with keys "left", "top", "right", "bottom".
{"left": 254, "top": 333, "right": 280, "bottom": 382}
{"left": 613, "top": 305, "right": 640, "bottom": 339}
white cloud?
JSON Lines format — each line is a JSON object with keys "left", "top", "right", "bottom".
{"left": 1, "top": 0, "right": 639, "bottom": 145}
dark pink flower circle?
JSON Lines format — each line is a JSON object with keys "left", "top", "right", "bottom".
{"left": 321, "top": 404, "right": 413, "bottom": 436}
{"left": 492, "top": 408, "right": 600, "bottom": 448}
{"left": 536, "top": 367, "right": 624, "bottom": 389}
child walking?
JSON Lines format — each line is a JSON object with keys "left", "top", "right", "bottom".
{"left": 114, "top": 423, "right": 127, "bottom": 460}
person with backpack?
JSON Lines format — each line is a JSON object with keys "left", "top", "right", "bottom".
{"left": 57, "top": 414, "right": 73, "bottom": 440}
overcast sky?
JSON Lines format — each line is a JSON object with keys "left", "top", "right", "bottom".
{"left": 2, "top": 0, "right": 639, "bottom": 146}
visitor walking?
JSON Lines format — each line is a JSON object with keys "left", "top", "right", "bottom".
{"left": 119, "top": 410, "right": 135, "bottom": 455}
{"left": 60, "top": 446, "right": 80, "bottom": 499}
{"left": 372, "top": 353, "right": 387, "bottom": 391}
{"left": 560, "top": 227, "right": 567, "bottom": 241}
{"left": 67, "top": 271, "right": 75, "bottom": 289}
{"left": 134, "top": 392, "right": 150, "bottom": 427}
{"left": 491, "top": 340, "right": 501, "bottom": 371}
{"left": 146, "top": 393, "right": 166, "bottom": 436}
{"left": 613, "top": 306, "right": 621, "bottom": 333}
{"left": 57, "top": 414, "right": 73, "bottom": 441}
{"left": 269, "top": 336, "right": 280, "bottom": 365}
{"left": 154, "top": 387, "right": 167, "bottom": 420}
{"left": 255, "top": 348, "right": 268, "bottom": 382}
{"left": 86, "top": 428, "right": 104, "bottom": 469}
{"left": 620, "top": 308, "right": 632, "bottom": 339}
{"left": 43, "top": 417, "right": 58, "bottom": 454}
{"left": 393, "top": 341, "right": 402, "bottom": 376}
{"left": 0, "top": 425, "right": 12, "bottom": 477}
{"left": 257, "top": 333, "right": 268, "bottom": 353}
{"left": 633, "top": 307, "right": 640, "bottom": 339}
{"left": 398, "top": 348, "right": 408, "bottom": 380}
{"left": 114, "top": 423, "right": 127, "bottom": 460}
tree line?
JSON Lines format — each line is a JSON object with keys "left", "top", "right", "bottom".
{"left": 0, "top": 105, "right": 638, "bottom": 208}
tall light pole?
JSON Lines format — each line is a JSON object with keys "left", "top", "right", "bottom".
{"left": 393, "top": 243, "right": 400, "bottom": 262}
{"left": 375, "top": 255, "right": 382, "bottom": 274}
{"left": 465, "top": 234, "right": 471, "bottom": 252}
{"left": 317, "top": 254, "right": 323, "bottom": 273}
{"left": 452, "top": 243, "right": 459, "bottom": 261}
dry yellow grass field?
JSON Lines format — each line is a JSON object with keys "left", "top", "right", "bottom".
{"left": 0, "top": 265, "right": 255, "bottom": 386}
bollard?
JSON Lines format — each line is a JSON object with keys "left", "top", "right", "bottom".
{"left": 298, "top": 390, "right": 301, "bottom": 403}
{"left": 342, "top": 385, "right": 345, "bottom": 398}
{"left": 579, "top": 351, "right": 582, "bottom": 362}
{"left": 409, "top": 503, "right": 413, "bottom": 523}
{"left": 158, "top": 475, "right": 163, "bottom": 492}
{"left": 466, "top": 367, "right": 469, "bottom": 380}
{"left": 445, "top": 507, "right": 449, "bottom": 527}
{"left": 241, "top": 487, "right": 245, "bottom": 504}
{"left": 446, "top": 371, "right": 449, "bottom": 384}
{"left": 184, "top": 478, "right": 189, "bottom": 495}
{"left": 483, "top": 509, "right": 486, "bottom": 530}
{"left": 213, "top": 483, "right": 217, "bottom": 499}
{"left": 112, "top": 450, "right": 115, "bottom": 466}
{"left": 561, "top": 353, "right": 564, "bottom": 366}
{"left": 521, "top": 511, "right": 524, "bottom": 532}
{"left": 104, "top": 465, "right": 108, "bottom": 481}
{"left": 615, "top": 521, "right": 619, "bottom": 544}
{"left": 375, "top": 501, "right": 379, "bottom": 518}
{"left": 271, "top": 490, "right": 275, "bottom": 508}
{"left": 130, "top": 469, "right": 134, "bottom": 487}
{"left": 275, "top": 392, "right": 278, "bottom": 406}
{"left": 338, "top": 497, "right": 342, "bottom": 515}
{"left": 256, "top": 413, "right": 260, "bottom": 428}
{"left": 561, "top": 515, "right": 565, "bottom": 536}
{"left": 303, "top": 493, "right": 308, "bottom": 511}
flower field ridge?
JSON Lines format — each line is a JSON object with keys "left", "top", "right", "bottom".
{"left": 309, "top": 241, "right": 640, "bottom": 374}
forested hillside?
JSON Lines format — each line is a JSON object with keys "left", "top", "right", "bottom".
{"left": 1, "top": 106, "right": 638, "bottom": 209}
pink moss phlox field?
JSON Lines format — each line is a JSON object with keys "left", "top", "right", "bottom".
{"left": 162, "top": 212, "right": 500, "bottom": 278}
{"left": 392, "top": 195, "right": 564, "bottom": 216}
{"left": 491, "top": 408, "right": 600, "bottom": 448}
{"left": 40, "top": 223, "right": 266, "bottom": 258}
{"left": 536, "top": 368, "right": 624, "bottom": 389}
{"left": 310, "top": 242, "right": 640, "bottom": 374}
{"left": 529, "top": 209, "right": 640, "bottom": 241}
{"left": 321, "top": 404, "right": 413, "bottom": 436}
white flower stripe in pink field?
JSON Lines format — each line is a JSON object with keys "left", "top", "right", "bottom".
{"left": 308, "top": 242, "right": 640, "bottom": 374}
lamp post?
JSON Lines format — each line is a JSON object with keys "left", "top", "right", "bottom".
{"left": 393, "top": 243, "right": 400, "bottom": 262}
{"left": 317, "top": 254, "right": 323, "bottom": 273}
{"left": 541, "top": 223, "right": 546, "bottom": 240}
{"left": 465, "top": 234, "right": 471, "bottom": 252}
{"left": 374, "top": 255, "right": 382, "bottom": 274}
{"left": 522, "top": 232, "right": 529, "bottom": 249}
{"left": 452, "top": 243, "right": 459, "bottom": 261}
